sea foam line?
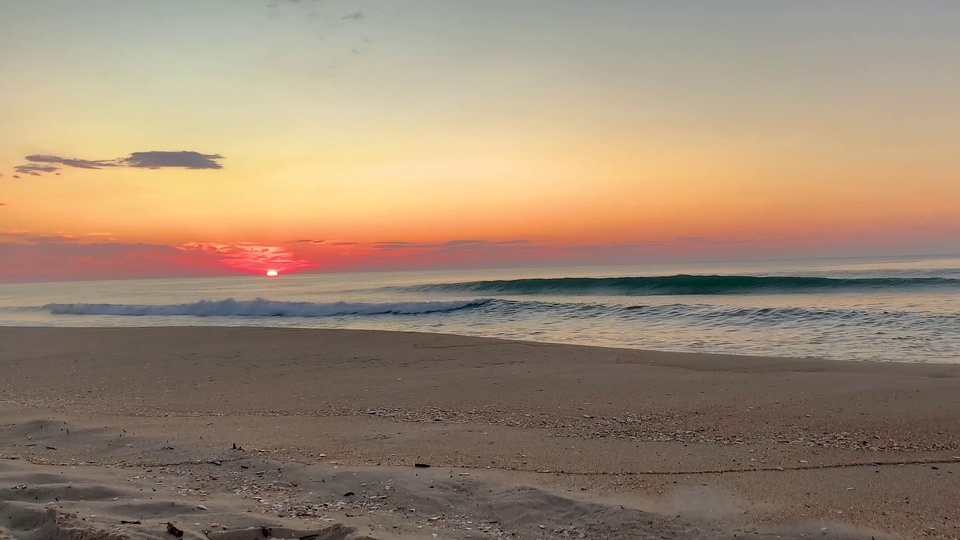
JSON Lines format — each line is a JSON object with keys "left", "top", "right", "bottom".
{"left": 45, "top": 298, "right": 490, "bottom": 317}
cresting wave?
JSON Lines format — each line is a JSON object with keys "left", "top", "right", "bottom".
{"left": 45, "top": 298, "right": 490, "bottom": 317}
{"left": 406, "top": 274, "right": 960, "bottom": 296}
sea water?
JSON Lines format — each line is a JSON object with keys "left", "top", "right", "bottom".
{"left": 1, "top": 255, "right": 959, "bottom": 363}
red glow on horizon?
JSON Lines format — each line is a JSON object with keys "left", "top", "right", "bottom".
{"left": 178, "top": 243, "right": 313, "bottom": 276}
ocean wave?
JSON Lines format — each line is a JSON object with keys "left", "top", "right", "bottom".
{"left": 406, "top": 275, "right": 960, "bottom": 296}
{"left": 45, "top": 298, "right": 490, "bottom": 317}
{"left": 489, "top": 299, "right": 959, "bottom": 329}
{"left": 620, "top": 302, "right": 957, "bottom": 325}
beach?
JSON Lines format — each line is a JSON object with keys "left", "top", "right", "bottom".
{"left": 1, "top": 327, "right": 958, "bottom": 539}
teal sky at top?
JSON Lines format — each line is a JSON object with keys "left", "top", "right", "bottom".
{"left": 3, "top": 0, "right": 959, "bottom": 157}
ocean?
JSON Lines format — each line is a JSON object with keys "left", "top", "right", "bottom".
{"left": 1, "top": 255, "right": 959, "bottom": 363}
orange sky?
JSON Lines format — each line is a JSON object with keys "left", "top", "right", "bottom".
{"left": 2, "top": 1, "right": 959, "bottom": 281}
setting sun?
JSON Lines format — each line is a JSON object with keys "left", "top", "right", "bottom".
{"left": 266, "top": 269, "right": 279, "bottom": 277}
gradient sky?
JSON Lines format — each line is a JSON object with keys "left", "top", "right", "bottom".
{"left": 2, "top": 0, "right": 959, "bottom": 281}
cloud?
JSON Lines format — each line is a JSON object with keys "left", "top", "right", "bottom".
{"left": 0, "top": 240, "right": 233, "bottom": 282}
{"left": 330, "top": 241, "right": 358, "bottom": 246}
{"left": 14, "top": 164, "right": 60, "bottom": 176}
{"left": 440, "top": 240, "right": 485, "bottom": 247}
{"left": 11, "top": 150, "right": 225, "bottom": 176}
{"left": 293, "top": 239, "right": 325, "bottom": 244}
{"left": 655, "top": 236, "right": 753, "bottom": 247}
{"left": 26, "top": 154, "right": 118, "bottom": 169}
{"left": 676, "top": 236, "right": 752, "bottom": 245}
{"left": 0, "top": 203, "right": 6, "bottom": 207}
{"left": 342, "top": 11, "right": 363, "bottom": 20}
{"left": 0, "top": 230, "right": 79, "bottom": 243}
{"left": 443, "top": 239, "right": 531, "bottom": 247}
{"left": 0, "top": 233, "right": 321, "bottom": 282}
{"left": 180, "top": 242, "right": 312, "bottom": 272}
{"left": 123, "top": 151, "right": 224, "bottom": 170}
{"left": 370, "top": 239, "right": 533, "bottom": 252}
{"left": 372, "top": 241, "right": 418, "bottom": 250}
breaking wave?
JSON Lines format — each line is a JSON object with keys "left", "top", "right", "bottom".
{"left": 406, "top": 275, "right": 960, "bottom": 296}
{"left": 45, "top": 298, "right": 490, "bottom": 317}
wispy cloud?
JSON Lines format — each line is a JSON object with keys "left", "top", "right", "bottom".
{"left": 372, "top": 241, "right": 418, "bottom": 250}
{"left": 370, "top": 239, "right": 533, "bottom": 252}
{"left": 180, "top": 242, "right": 312, "bottom": 272}
{"left": 0, "top": 229, "right": 321, "bottom": 281}
{"left": 11, "top": 150, "right": 225, "bottom": 176}
{"left": 0, "top": 230, "right": 80, "bottom": 244}
{"left": 443, "top": 239, "right": 530, "bottom": 248}
{"left": 341, "top": 11, "right": 364, "bottom": 20}
{"left": 14, "top": 164, "right": 60, "bottom": 176}
{"left": 0, "top": 232, "right": 775, "bottom": 282}
{"left": 0, "top": 239, "right": 232, "bottom": 282}
{"left": 26, "top": 154, "right": 118, "bottom": 170}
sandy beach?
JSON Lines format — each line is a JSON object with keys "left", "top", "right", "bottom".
{"left": 1, "top": 327, "right": 958, "bottom": 539}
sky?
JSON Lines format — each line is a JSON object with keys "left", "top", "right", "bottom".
{"left": 1, "top": 0, "right": 959, "bottom": 281}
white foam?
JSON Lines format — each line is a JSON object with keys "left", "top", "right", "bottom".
{"left": 45, "top": 298, "right": 489, "bottom": 317}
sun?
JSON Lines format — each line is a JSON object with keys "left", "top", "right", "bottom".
{"left": 266, "top": 269, "right": 279, "bottom": 277}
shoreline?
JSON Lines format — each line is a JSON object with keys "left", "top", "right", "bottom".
{"left": 3, "top": 324, "right": 959, "bottom": 367}
{"left": 1, "top": 327, "right": 959, "bottom": 538}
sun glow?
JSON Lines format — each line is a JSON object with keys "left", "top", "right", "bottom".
{"left": 266, "top": 269, "right": 279, "bottom": 277}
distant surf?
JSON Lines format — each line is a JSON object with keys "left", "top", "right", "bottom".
{"left": 404, "top": 275, "right": 960, "bottom": 296}
{"left": 45, "top": 298, "right": 490, "bottom": 317}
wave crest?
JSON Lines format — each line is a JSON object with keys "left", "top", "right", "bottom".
{"left": 408, "top": 275, "right": 960, "bottom": 296}
{"left": 46, "top": 298, "right": 489, "bottom": 317}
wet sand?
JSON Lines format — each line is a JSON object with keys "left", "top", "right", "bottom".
{"left": 1, "top": 327, "right": 958, "bottom": 539}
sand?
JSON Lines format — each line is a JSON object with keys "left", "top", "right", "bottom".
{"left": 0, "top": 327, "right": 958, "bottom": 539}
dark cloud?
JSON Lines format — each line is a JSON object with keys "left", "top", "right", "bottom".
{"left": 438, "top": 239, "right": 533, "bottom": 252}
{"left": 442, "top": 239, "right": 530, "bottom": 247}
{"left": 331, "top": 241, "right": 358, "bottom": 246}
{"left": 12, "top": 175, "right": 20, "bottom": 179}
{"left": 26, "top": 154, "right": 118, "bottom": 170}
{"left": 370, "top": 239, "right": 533, "bottom": 252}
{"left": 0, "top": 202, "right": 6, "bottom": 207}
{"left": 14, "top": 164, "right": 60, "bottom": 176}
{"left": 293, "top": 239, "right": 325, "bottom": 244}
{"left": 123, "top": 151, "right": 224, "bottom": 170}
{"left": 11, "top": 150, "right": 225, "bottom": 176}
{"left": 372, "top": 241, "right": 418, "bottom": 250}
{"left": 441, "top": 240, "right": 485, "bottom": 247}
{"left": 342, "top": 11, "right": 363, "bottom": 20}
